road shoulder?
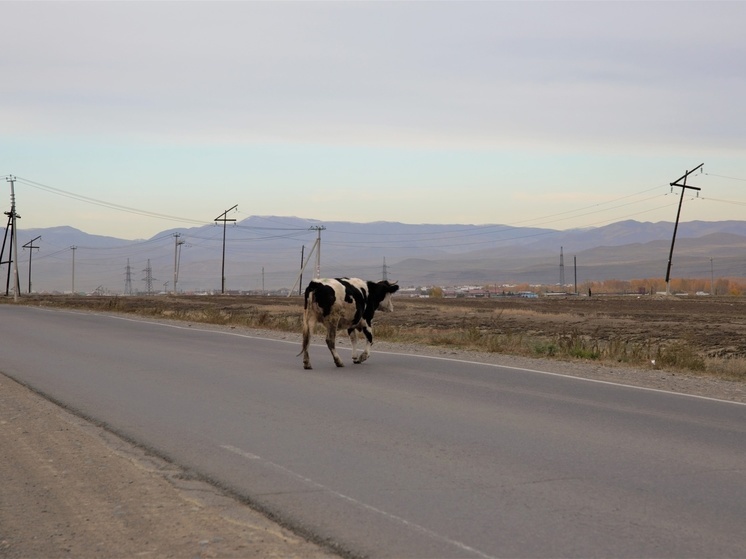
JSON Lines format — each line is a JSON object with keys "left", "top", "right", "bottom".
{"left": 0, "top": 374, "right": 335, "bottom": 559}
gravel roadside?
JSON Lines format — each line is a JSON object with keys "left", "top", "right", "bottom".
{"left": 0, "top": 372, "right": 335, "bottom": 559}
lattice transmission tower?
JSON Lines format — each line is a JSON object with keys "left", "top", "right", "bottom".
{"left": 124, "top": 258, "right": 133, "bottom": 295}
{"left": 142, "top": 259, "right": 156, "bottom": 295}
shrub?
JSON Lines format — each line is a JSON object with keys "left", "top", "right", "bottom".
{"left": 656, "top": 342, "right": 705, "bottom": 371}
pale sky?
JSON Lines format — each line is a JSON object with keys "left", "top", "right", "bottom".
{"left": 2, "top": 1, "right": 745, "bottom": 240}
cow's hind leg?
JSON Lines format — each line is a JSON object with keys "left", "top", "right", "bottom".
{"left": 354, "top": 324, "right": 373, "bottom": 364}
{"left": 326, "top": 326, "right": 345, "bottom": 367}
{"left": 301, "top": 314, "right": 313, "bottom": 369}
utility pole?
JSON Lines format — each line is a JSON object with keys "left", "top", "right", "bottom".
{"left": 665, "top": 163, "right": 703, "bottom": 295}
{"left": 22, "top": 235, "right": 41, "bottom": 293}
{"left": 214, "top": 205, "right": 237, "bottom": 294}
{"left": 173, "top": 233, "right": 184, "bottom": 294}
{"left": 574, "top": 255, "right": 577, "bottom": 295}
{"left": 559, "top": 247, "right": 565, "bottom": 291}
{"left": 298, "top": 245, "right": 305, "bottom": 296}
{"left": 311, "top": 225, "right": 324, "bottom": 279}
{"left": 288, "top": 226, "right": 325, "bottom": 296}
{"left": 1, "top": 175, "right": 21, "bottom": 300}
{"left": 262, "top": 266, "right": 265, "bottom": 295}
{"left": 71, "top": 246, "right": 77, "bottom": 294}
{"left": 382, "top": 257, "right": 389, "bottom": 281}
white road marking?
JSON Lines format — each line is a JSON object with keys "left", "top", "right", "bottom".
{"left": 220, "top": 444, "right": 497, "bottom": 559}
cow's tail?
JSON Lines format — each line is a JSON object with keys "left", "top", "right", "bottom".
{"left": 297, "top": 288, "right": 315, "bottom": 357}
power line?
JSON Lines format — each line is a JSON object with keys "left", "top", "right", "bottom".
{"left": 11, "top": 174, "right": 681, "bottom": 246}
{"left": 700, "top": 196, "right": 746, "bottom": 207}
{"left": 5, "top": 173, "right": 726, "bottom": 257}
{"left": 704, "top": 173, "right": 746, "bottom": 182}
{"left": 14, "top": 176, "right": 209, "bottom": 226}
{"left": 65, "top": 233, "right": 176, "bottom": 251}
{"left": 325, "top": 184, "right": 670, "bottom": 238}
{"left": 324, "top": 198, "right": 679, "bottom": 251}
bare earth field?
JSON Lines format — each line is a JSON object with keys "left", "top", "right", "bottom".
{"left": 2, "top": 293, "right": 745, "bottom": 557}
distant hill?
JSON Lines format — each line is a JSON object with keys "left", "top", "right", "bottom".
{"left": 3, "top": 217, "right": 745, "bottom": 294}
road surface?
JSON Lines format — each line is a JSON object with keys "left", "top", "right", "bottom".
{"left": 2, "top": 305, "right": 745, "bottom": 558}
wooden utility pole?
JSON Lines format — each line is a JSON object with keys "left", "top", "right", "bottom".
{"left": 214, "top": 205, "right": 237, "bottom": 294}
{"left": 22, "top": 235, "right": 41, "bottom": 293}
{"left": 71, "top": 246, "right": 77, "bottom": 294}
{"left": 665, "top": 163, "right": 703, "bottom": 295}
{"left": 288, "top": 226, "right": 325, "bottom": 296}
{"left": 311, "top": 225, "right": 324, "bottom": 279}
{"left": 1, "top": 176, "right": 21, "bottom": 300}
{"left": 298, "top": 245, "right": 305, "bottom": 296}
{"left": 173, "top": 233, "right": 184, "bottom": 294}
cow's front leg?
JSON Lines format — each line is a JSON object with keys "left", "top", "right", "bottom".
{"left": 354, "top": 323, "right": 373, "bottom": 364}
{"left": 326, "top": 327, "right": 345, "bottom": 367}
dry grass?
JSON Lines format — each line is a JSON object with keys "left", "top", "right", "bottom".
{"left": 374, "top": 322, "right": 738, "bottom": 380}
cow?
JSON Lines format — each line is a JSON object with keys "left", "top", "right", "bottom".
{"left": 300, "top": 277, "right": 400, "bottom": 369}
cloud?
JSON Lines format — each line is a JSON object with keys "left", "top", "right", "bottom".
{"left": 2, "top": 1, "right": 744, "bottom": 153}
{"left": 2, "top": 1, "right": 746, "bottom": 238}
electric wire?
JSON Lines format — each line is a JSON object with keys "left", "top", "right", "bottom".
{"left": 0, "top": 174, "right": 710, "bottom": 252}
{"left": 13, "top": 176, "right": 209, "bottom": 226}
{"left": 4, "top": 170, "right": 746, "bottom": 293}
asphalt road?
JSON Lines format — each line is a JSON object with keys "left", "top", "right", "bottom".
{"left": 2, "top": 305, "right": 745, "bottom": 558}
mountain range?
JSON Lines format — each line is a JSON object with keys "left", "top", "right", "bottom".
{"left": 3, "top": 216, "right": 745, "bottom": 294}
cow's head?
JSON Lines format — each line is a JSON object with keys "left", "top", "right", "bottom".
{"left": 374, "top": 280, "right": 399, "bottom": 312}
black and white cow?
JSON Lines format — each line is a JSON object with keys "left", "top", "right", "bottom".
{"left": 300, "top": 277, "right": 400, "bottom": 369}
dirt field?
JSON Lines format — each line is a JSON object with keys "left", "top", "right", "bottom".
{"left": 386, "top": 294, "right": 746, "bottom": 362}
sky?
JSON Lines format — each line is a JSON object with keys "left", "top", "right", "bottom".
{"left": 2, "top": 1, "right": 746, "bottom": 240}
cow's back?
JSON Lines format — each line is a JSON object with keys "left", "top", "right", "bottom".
{"left": 305, "top": 278, "right": 365, "bottom": 329}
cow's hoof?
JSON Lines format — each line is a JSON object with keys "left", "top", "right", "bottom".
{"left": 304, "top": 364, "right": 313, "bottom": 370}
{"left": 335, "top": 361, "right": 345, "bottom": 368}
